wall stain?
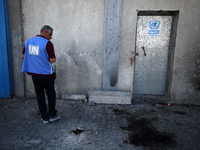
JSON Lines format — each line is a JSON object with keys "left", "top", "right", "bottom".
{"left": 129, "top": 51, "right": 135, "bottom": 66}
{"left": 129, "top": 56, "right": 135, "bottom": 67}
{"left": 110, "top": 71, "right": 118, "bottom": 87}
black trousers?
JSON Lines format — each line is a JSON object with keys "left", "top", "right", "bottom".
{"left": 32, "top": 75, "right": 57, "bottom": 120}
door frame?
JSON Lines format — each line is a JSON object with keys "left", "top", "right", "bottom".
{"left": 133, "top": 10, "right": 179, "bottom": 101}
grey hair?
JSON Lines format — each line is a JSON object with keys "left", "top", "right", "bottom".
{"left": 40, "top": 25, "right": 53, "bottom": 33}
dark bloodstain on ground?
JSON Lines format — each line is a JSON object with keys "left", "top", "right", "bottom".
{"left": 113, "top": 109, "right": 176, "bottom": 147}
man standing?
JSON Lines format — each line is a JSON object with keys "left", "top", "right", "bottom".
{"left": 22, "top": 25, "right": 60, "bottom": 124}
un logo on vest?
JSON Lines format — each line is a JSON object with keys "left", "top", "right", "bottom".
{"left": 149, "top": 20, "right": 160, "bottom": 29}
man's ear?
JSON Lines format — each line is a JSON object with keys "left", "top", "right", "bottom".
{"left": 44, "top": 30, "right": 48, "bottom": 34}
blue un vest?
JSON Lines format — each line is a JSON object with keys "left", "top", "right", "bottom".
{"left": 22, "top": 36, "right": 54, "bottom": 74}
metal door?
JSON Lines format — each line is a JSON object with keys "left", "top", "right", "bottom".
{"left": 133, "top": 15, "right": 172, "bottom": 95}
{"left": 0, "top": 0, "right": 12, "bottom": 98}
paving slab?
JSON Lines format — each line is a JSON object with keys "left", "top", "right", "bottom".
{"left": 0, "top": 97, "right": 200, "bottom": 150}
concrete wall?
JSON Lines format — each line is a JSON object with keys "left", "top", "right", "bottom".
{"left": 120, "top": 0, "right": 200, "bottom": 104}
{"left": 7, "top": 0, "right": 24, "bottom": 97}
{"left": 8, "top": 0, "right": 200, "bottom": 104}
{"left": 21, "top": 0, "right": 104, "bottom": 97}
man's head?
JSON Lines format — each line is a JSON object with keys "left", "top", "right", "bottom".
{"left": 40, "top": 25, "right": 53, "bottom": 40}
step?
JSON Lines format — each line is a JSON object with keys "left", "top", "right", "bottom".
{"left": 88, "top": 90, "right": 132, "bottom": 104}
{"left": 62, "top": 93, "right": 86, "bottom": 100}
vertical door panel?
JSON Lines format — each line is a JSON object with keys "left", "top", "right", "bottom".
{"left": 133, "top": 16, "right": 172, "bottom": 95}
{"left": 0, "top": 0, "right": 11, "bottom": 98}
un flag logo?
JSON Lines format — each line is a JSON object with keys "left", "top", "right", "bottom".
{"left": 149, "top": 20, "right": 160, "bottom": 29}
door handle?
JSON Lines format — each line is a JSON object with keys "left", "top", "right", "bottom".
{"left": 142, "top": 46, "right": 146, "bottom": 56}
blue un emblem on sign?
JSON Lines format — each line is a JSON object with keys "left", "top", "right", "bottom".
{"left": 148, "top": 20, "right": 160, "bottom": 35}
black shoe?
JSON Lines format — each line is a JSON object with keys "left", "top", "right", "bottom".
{"left": 49, "top": 114, "right": 60, "bottom": 122}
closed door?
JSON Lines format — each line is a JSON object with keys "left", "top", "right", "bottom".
{"left": 133, "top": 15, "right": 172, "bottom": 95}
{"left": 0, "top": 0, "right": 11, "bottom": 98}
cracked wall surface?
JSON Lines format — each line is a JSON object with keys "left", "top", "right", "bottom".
{"left": 7, "top": 0, "right": 200, "bottom": 104}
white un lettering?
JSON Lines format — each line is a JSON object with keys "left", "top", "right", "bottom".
{"left": 29, "top": 45, "right": 39, "bottom": 55}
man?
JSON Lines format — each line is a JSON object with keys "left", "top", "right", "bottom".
{"left": 22, "top": 25, "right": 60, "bottom": 124}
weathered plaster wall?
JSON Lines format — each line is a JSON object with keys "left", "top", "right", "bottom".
{"left": 7, "top": 0, "right": 24, "bottom": 97}
{"left": 8, "top": 0, "right": 200, "bottom": 104}
{"left": 120, "top": 0, "right": 200, "bottom": 104}
{"left": 21, "top": 0, "right": 104, "bottom": 97}
{"left": 170, "top": 1, "right": 200, "bottom": 104}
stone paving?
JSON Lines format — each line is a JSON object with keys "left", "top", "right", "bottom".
{"left": 0, "top": 97, "right": 200, "bottom": 150}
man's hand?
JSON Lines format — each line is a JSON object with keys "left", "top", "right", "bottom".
{"left": 50, "top": 58, "right": 56, "bottom": 63}
{"left": 21, "top": 54, "right": 24, "bottom": 59}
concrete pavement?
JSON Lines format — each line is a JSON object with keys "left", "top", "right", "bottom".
{"left": 0, "top": 97, "right": 200, "bottom": 150}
